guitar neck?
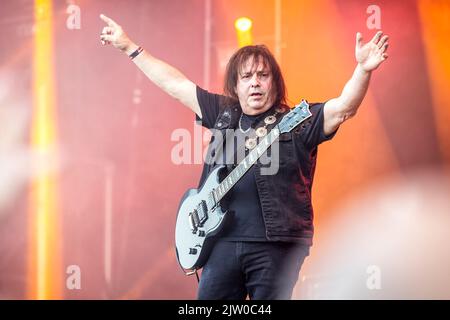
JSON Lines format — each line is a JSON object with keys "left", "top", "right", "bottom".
{"left": 211, "top": 126, "right": 281, "bottom": 204}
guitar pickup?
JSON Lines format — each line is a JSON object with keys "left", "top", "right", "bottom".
{"left": 188, "top": 210, "right": 200, "bottom": 233}
{"left": 196, "top": 201, "right": 208, "bottom": 225}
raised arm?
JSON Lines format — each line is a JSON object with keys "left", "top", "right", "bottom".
{"left": 323, "top": 31, "right": 389, "bottom": 135}
{"left": 99, "top": 14, "right": 202, "bottom": 118}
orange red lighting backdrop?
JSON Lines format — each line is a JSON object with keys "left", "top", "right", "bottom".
{"left": 0, "top": 0, "right": 449, "bottom": 299}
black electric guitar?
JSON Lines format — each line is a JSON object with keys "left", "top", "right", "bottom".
{"left": 175, "top": 100, "right": 312, "bottom": 272}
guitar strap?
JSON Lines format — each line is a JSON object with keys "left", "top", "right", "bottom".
{"left": 224, "top": 104, "right": 290, "bottom": 173}
{"left": 200, "top": 103, "right": 289, "bottom": 188}
{"left": 209, "top": 104, "right": 290, "bottom": 221}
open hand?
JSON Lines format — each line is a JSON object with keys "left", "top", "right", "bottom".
{"left": 355, "top": 31, "right": 389, "bottom": 72}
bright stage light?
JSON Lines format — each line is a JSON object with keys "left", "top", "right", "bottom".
{"left": 234, "top": 17, "right": 253, "bottom": 48}
{"left": 235, "top": 17, "right": 252, "bottom": 32}
{"left": 28, "top": 0, "right": 62, "bottom": 300}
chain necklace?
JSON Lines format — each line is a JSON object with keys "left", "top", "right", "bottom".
{"left": 238, "top": 113, "right": 251, "bottom": 133}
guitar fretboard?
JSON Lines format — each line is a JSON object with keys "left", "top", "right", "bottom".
{"left": 211, "top": 127, "right": 281, "bottom": 204}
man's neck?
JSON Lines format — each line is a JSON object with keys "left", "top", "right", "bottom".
{"left": 242, "top": 104, "right": 274, "bottom": 116}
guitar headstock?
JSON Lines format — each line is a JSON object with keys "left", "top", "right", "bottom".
{"left": 278, "top": 100, "right": 312, "bottom": 134}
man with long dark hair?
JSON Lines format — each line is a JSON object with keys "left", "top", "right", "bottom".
{"left": 100, "top": 14, "right": 389, "bottom": 299}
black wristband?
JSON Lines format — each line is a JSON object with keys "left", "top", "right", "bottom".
{"left": 129, "top": 46, "right": 143, "bottom": 60}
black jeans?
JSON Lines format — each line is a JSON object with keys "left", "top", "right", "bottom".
{"left": 197, "top": 241, "right": 310, "bottom": 300}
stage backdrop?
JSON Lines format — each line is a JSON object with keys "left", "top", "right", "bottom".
{"left": 0, "top": 0, "right": 449, "bottom": 299}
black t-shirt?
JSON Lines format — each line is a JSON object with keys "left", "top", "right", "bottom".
{"left": 223, "top": 110, "right": 278, "bottom": 241}
{"left": 195, "top": 86, "right": 335, "bottom": 241}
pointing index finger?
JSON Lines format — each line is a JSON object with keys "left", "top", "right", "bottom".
{"left": 100, "top": 14, "right": 118, "bottom": 27}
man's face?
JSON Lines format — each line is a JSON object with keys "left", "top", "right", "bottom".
{"left": 235, "top": 57, "right": 275, "bottom": 115}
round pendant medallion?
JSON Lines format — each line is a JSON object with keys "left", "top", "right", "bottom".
{"left": 245, "top": 138, "right": 257, "bottom": 150}
{"left": 255, "top": 127, "right": 267, "bottom": 137}
{"left": 264, "top": 115, "right": 276, "bottom": 125}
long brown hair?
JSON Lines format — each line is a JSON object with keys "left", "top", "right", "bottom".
{"left": 223, "top": 45, "right": 287, "bottom": 107}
